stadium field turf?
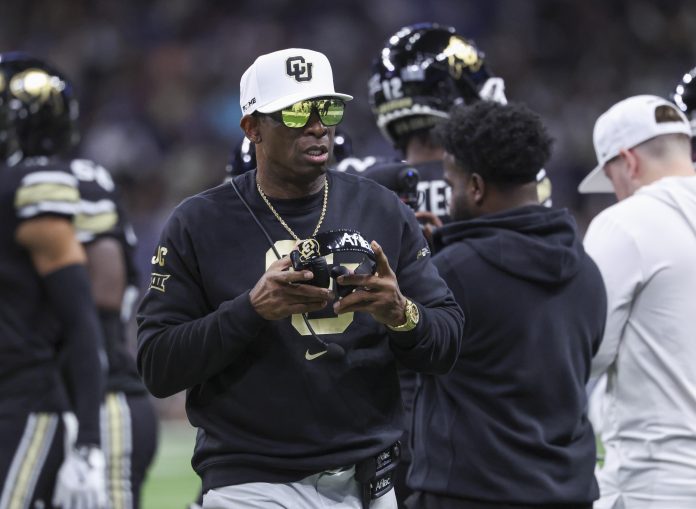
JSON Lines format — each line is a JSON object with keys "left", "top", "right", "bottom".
{"left": 142, "top": 419, "right": 200, "bottom": 509}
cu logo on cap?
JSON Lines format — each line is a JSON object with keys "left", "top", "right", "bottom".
{"left": 286, "top": 56, "right": 313, "bottom": 82}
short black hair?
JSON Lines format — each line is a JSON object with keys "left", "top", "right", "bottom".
{"left": 435, "top": 101, "right": 553, "bottom": 184}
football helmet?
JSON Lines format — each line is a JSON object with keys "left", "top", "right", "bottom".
{"left": 369, "top": 23, "right": 504, "bottom": 146}
{"left": 226, "top": 136, "right": 256, "bottom": 178}
{"left": 0, "top": 52, "right": 79, "bottom": 160}
{"left": 332, "top": 127, "right": 354, "bottom": 163}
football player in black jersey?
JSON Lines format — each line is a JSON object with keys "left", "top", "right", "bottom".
{"left": 137, "top": 47, "right": 464, "bottom": 509}
{"left": 0, "top": 53, "right": 157, "bottom": 509}
{"left": 357, "top": 23, "right": 552, "bottom": 238}
{"left": 366, "top": 24, "right": 508, "bottom": 233}
{"left": 0, "top": 54, "right": 108, "bottom": 509}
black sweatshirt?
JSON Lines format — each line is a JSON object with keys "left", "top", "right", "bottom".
{"left": 408, "top": 205, "right": 606, "bottom": 506}
{"left": 136, "top": 169, "right": 463, "bottom": 492}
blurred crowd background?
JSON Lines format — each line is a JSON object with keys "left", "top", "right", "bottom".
{"left": 2, "top": 0, "right": 695, "bottom": 412}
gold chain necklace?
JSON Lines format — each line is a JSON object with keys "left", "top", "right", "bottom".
{"left": 256, "top": 177, "right": 328, "bottom": 241}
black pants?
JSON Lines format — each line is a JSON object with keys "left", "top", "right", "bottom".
{"left": 0, "top": 394, "right": 157, "bottom": 509}
{"left": 102, "top": 391, "right": 159, "bottom": 509}
{"left": 405, "top": 491, "right": 593, "bottom": 509}
{"left": 0, "top": 412, "right": 66, "bottom": 509}
{"left": 393, "top": 458, "right": 412, "bottom": 508}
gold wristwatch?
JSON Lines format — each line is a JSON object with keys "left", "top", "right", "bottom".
{"left": 387, "top": 298, "right": 420, "bottom": 332}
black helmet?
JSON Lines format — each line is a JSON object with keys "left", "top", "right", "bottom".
{"left": 226, "top": 136, "right": 256, "bottom": 179}
{"left": 0, "top": 53, "right": 79, "bottom": 160}
{"left": 332, "top": 127, "right": 354, "bottom": 163}
{"left": 369, "top": 23, "right": 502, "bottom": 146}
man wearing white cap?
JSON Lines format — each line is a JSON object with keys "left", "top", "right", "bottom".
{"left": 579, "top": 94, "right": 696, "bottom": 508}
{"left": 136, "top": 48, "right": 464, "bottom": 509}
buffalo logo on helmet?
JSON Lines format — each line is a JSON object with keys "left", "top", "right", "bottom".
{"left": 444, "top": 36, "right": 483, "bottom": 79}
{"left": 286, "top": 56, "right": 313, "bottom": 82}
{"left": 10, "top": 68, "right": 66, "bottom": 112}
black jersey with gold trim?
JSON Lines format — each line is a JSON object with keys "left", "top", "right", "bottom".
{"left": 68, "top": 158, "right": 144, "bottom": 395}
{"left": 0, "top": 159, "right": 79, "bottom": 413}
{"left": 69, "top": 159, "right": 139, "bottom": 288}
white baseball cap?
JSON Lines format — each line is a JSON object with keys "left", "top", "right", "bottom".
{"left": 239, "top": 48, "right": 353, "bottom": 116}
{"left": 578, "top": 94, "right": 692, "bottom": 193}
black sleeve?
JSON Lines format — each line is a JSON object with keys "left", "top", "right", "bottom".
{"left": 387, "top": 202, "right": 464, "bottom": 373}
{"left": 44, "top": 264, "right": 106, "bottom": 446}
{"left": 136, "top": 210, "right": 267, "bottom": 398}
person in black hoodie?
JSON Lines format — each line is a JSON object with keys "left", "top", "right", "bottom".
{"left": 405, "top": 101, "right": 607, "bottom": 509}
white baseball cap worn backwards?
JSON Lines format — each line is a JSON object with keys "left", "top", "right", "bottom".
{"left": 578, "top": 94, "right": 693, "bottom": 193}
{"left": 239, "top": 48, "right": 353, "bottom": 116}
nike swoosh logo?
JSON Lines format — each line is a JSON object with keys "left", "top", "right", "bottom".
{"left": 305, "top": 349, "right": 328, "bottom": 361}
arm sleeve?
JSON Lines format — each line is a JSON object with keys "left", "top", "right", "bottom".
{"left": 44, "top": 265, "right": 106, "bottom": 446}
{"left": 584, "top": 212, "right": 643, "bottom": 378}
{"left": 136, "top": 210, "right": 267, "bottom": 398}
{"left": 387, "top": 204, "right": 464, "bottom": 374}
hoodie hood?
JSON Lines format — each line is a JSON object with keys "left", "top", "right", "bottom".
{"left": 433, "top": 205, "right": 584, "bottom": 284}
{"left": 637, "top": 176, "right": 696, "bottom": 238}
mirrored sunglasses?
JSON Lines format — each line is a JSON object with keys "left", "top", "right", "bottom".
{"left": 267, "top": 98, "right": 345, "bottom": 128}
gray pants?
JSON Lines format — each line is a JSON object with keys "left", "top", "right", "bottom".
{"left": 202, "top": 466, "right": 397, "bottom": 509}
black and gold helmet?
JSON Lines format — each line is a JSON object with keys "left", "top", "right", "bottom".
{"left": 368, "top": 23, "right": 503, "bottom": 147}
{"left": 0, "top": 53, "right": 79, "bottom": 161}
